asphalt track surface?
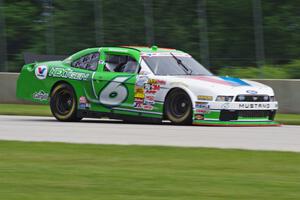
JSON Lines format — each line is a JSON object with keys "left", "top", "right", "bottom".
{"left": 0, "top": 115, "right": 300, "bottom": 152}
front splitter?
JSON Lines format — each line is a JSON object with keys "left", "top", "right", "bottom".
{"left": 193, "top": 120, "right": 281, "bottom": 127}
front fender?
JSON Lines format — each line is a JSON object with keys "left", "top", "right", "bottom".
{"left": 163, "top": 82, "right": 198, "bottom": 108}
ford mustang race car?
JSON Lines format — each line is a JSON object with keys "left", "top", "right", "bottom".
{"left": 16, "top": 46, "right": 279, "bottom": 126}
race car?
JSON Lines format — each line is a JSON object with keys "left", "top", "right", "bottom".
{"left": 16, "top": 46, "right": 279, "bottom": 126}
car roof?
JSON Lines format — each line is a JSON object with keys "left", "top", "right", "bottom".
{"left": 119, "top": 46, "right": 184, "bottom": 53}
{"left": 65, "top": 46, "right": 186, "bottom": 63}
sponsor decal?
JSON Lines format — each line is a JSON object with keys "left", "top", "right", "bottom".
{"left": 197, "top": 95, "right": 213, "bottom": 101}
{"left": 79, "top": 96, "right": 90, "bottom": 109}
{"left": 195, "top": 109, "right": 208, "bottom": 114}
{"left": 142, "top": 104, "right": 154, "bottom": 110}
{"left": 136, "top": 76, "right": 149, "bottom": 87}
{"left": 79, "top": 96, "right": 87, "bottom": 104}
{"left": 133, "top": 76, "right": 165, "bottom": 110}
{"left": 157, "top": 80, "right": 166, "bottom": 85}
{"left": 221, "top": 103, "right": 230, "bottom": 109}
{"left": 195, "top": 102, "right": 209, "bottom": 109}
{"left": 144, "top": 99, "right": 155, "bottom": 105}
{"left": 79, "top": 103, "right": 90, "bottom": 109}
{"left": 196, "top": 101, "right": 208, "bottom": 104}
{"left": 147, "top": 79, "right": 158, "bottom": 84}
{"left": 143, "top": 94, "right": 156, "bottom": 106}
{"left": 246, "top": 90, "right": 258, "bottom": 94}
{"left": 134, "top": 87, "right": 145, "bottom": 99}
{"left": 141, "top": 52, "right": 191, "bottom": 57}
{"left": 107, "top": 48, "right": 128, "bottom": 53}
{"left": 32, "top": 90, "right": 49, "bottom": 101}
{"left": 194, "top": 114, "right": 204, "bottom": 120}
{"left": 195, "top": 101, "right": 210, "bottom": 114}
{"left": 35, "top": 65, "right": 48, "bottom": 80}
{"left": 48, "top": 67, "right": 90, "bottom": 81}
{"left": 79, "top": 103, "right": 86, "bottom": 109}
{"left": 144, "top": 83, "right": 160, "bottom": 94}
{"left": 145, "top": 95, "right": 155, "bottom": 102}
{"left": 147, "top": 79, "right": 166, "bottom": 85}
{"left": 133, "top": 98, "right": 144, "bottom": 108}
{"left": 239, "top": 103, "right": 270, "bottom": 109}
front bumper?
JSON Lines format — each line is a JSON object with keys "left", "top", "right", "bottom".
{"left": 193, "top": 119, "right": 280, "bottom": 126}
{"left": 192, "top": 101, "right": 280, "bottom": 126}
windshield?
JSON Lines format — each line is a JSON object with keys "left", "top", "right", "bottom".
{"left": 142, "top": 54, "right": 212, "bottom": 76}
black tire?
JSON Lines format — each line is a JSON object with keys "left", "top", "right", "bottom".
{"left": 50, "top": 83, "right": 82, "bottom": 122}
{"left": 165, "top": 89, "right": 193, "bottom": 125}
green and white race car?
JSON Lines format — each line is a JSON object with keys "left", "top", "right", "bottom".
{"left": 17, "top": 46, "right": 279, "bottom": 126}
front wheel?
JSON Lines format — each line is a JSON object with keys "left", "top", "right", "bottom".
{"left": 50, "top": 83, "right": 81, "bottom": 122}
{"left": 165, "top": 89, "right": 192, "bottom": 125}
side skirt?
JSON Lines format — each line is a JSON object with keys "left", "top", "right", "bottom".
{"left": 77, "top": 109, "right": 162, "bottom": 124}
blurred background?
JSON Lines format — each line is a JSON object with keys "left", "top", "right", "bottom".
{"left": 0, "top": 0, "right": 299, "bottom": 78}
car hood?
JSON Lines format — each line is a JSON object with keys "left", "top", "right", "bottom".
{"left": 163, "top": 75, "right": 275, "bottom": 96}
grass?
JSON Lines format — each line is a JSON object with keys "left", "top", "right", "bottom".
{"left": 275, "top": 113, "right": 300, "bottom": 125}
{"left": 0, "top": 103, "right": 51, "bottom": 116}
{"left": 0, "top": 103, "right": 299, "bottom": 125}
{"left": 0, "top": 141, "right": 300, "bottom": 199}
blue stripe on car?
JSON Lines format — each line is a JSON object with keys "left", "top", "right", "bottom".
{"left": 220, "top": 76, "right": 251, "bottom": 86}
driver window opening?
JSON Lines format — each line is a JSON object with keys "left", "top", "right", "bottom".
{"left": 104, "top": 54, "right": 139, "bottom": 74}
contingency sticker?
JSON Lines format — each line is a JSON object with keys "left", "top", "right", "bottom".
{"left": 32, "top": 90, "right": 49, "bottom": 101}
{"left": 194, "top": 102, "right": 210, "bottom": 114}
{"left": 79, "top": 96, "right": 91, "bottom": 109}
{"left": 133, "top": 76, "right": 166, "bottom": 110}
{"left": 194, "top": 114, "right": 204, "bottom": 120}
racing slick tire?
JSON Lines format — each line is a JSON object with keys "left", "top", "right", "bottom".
{"left": 50, "top": 83, "right": 82, "bottom": 122}
{"left": 165, "top": 89, "right": 193, "bottom": 125}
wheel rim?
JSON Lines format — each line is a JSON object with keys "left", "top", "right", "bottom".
{"left": 55, "top": 90, "right": 73, "bottom": 115}
{"left": 169, "top": 93, "right": 190, "bottom": 118}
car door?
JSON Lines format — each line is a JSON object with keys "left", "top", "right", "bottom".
{"left": 67, "top": 50, "right": 101, "bottom": 108}
{"left": 91, "top": 49, "right": 139, "bottom": 111}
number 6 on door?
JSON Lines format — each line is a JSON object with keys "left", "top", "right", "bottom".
{"left": 99, "top": 76, "right": 130, "bottom": 106}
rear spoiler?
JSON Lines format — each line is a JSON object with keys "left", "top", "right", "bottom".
{"left": 23, "top": 52, "right": 67, "bottom": 64}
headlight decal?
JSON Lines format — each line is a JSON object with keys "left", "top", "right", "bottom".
{"left": 197, "top": 95, "right": 213, "bottom": 101}
{"left": 270, "top": 96, "right": 276, "bottom": 102}
{"left": 216, "top": 96, "right": 234, "bottom": 102}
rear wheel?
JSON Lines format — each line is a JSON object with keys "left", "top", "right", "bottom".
{"left": 50, "top": 83, "right": 81, "bottom": 122}
{"left": 165, "top": 89, "right": 192, "bottom": 125}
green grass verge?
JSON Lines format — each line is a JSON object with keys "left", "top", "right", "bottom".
{"left": 0, "top": 104, "right": 299, "bottom": 125}
{"left": 275, "top": 113, "right": 300, "bottom": 125}
{"left": 0, "top": 103, "right": 51, "bottom": 116}
{"left": 1, "top": 141, "right": 300, "bottom": 200}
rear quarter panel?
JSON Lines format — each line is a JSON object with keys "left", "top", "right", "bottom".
{"left": 16, "top": 62, "right": 91, "bottom": 105}
{"left": 17, "top": 63, "right": 52, "bottom": 104}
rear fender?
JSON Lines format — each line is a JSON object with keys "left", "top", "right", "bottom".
{"left": 16, "top": 63, "right": 52, "bottom": 104}
{"left": 16, "top": 63, "right": 83, "bottom": 105}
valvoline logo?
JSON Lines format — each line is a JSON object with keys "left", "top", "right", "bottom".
{"left": 35, "top": 65, "right": 48, "bottom": 80}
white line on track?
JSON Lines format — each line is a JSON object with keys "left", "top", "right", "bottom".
{"left": 0, "top": 115, "right": 299, "bottom": 152}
